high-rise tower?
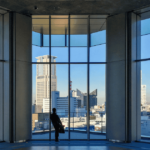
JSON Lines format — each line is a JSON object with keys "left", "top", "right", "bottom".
{"left": 35, "top": 55, "right": 57, "bottom": 112}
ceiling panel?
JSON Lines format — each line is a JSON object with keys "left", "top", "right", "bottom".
{"left": 51, "top": 15, "right": 68, "bottom": 18}
{"left": 32, "top": 15, "right": 49, "bottom": 19}
{"left": 32, "top": 16, "right": 106, "bottom": 34}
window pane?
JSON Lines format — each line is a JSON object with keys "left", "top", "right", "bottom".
{"left": 70, "top": 64, "right": 87, "bottom": 139}
{"left": 91, "top": 30, "right": 106, "bottom": 46}
{"left": 32, "top": 19, "right": 49, "bottom": 47}
{"left": 90, "top": 44, "right": 106, "bottom": 62}
{"left": 32, "top": 46, "right": 49, "bottom": 62}
{"left": 141, "top": 61, "right": 150, "bottom": 137}
{"left": 43, "top": 35, "right": 49, "bottom": 46}
{"left": 90, "top": 19, "right": 106, "bottom": 46}
{"left": 51, "top": 19, "right": 68, "bottom": 46}
{"left": 51, "top": 19, "right": 68, "bottom": 62}
{"left": 32, "top": 31, "right": 40, "bottom": 46}
{"left": 51, "top": 47, "right": 68, "bottom": 62}
{"left": 141, "top": 34, "right": 150, "bottom": 59}
{"left": 71, "top": 47, "right": 87, "bottom": 62}
{"left": 90, "top": 64, "right": 106, "bottom": 139}
{"left": 70, "top": 19, "right": 87, "bottom": 46}
{"left": 32, "top": 64, "right": 50, "bottom": 139}
{"left": 141, "top": 18, "right": 150, "bottom": 35}
{"left": 51, "top": 65, "right": 68, "bottom": 140}
{"left": 32, "top": 18, "right": 49, "bottom": 62}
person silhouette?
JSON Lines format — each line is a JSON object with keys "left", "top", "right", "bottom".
{"left": 50, "top": 108, "right": 62, "bottom": 142}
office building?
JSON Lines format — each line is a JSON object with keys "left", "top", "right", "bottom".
{"left": 43, "top": 91, "right": 78, "bottom": 116}
{"left": 36, "top": 55, "right": 57, "bottom": 112}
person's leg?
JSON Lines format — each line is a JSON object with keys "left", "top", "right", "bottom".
{"left": 55, "top": 126, "right": 59, "bottom": 141}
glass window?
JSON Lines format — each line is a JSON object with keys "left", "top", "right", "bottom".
{"left": 90, "top": 19, "right": 106, "bottom": 62}
{"left": 32, "top": 46, "right": 49, "bottom": 62}
{"left": 51, "top": 47, "right": 68, "bottom": 62}
{"left": 32, "top": 15, "right": 107, "bottom": 140}
{"left": 51, "top": 19, "right": 68, "bottom": 47}
{"left": 91, "top": 30, "right": 106, "bottom": 46}
{"left": 32, "top": 19, "right": 49, "bottom": 62}
{"left": 32, "top": 64, "right": 50, "bottom": 139}
{"left": 90, "top": 64, "right": 106, "bottom": 139}
{"left": 32, "top": 31, "right": 40, "bottom": 46}
{"left": 43, "top": 35, "right": 49, "bottom": 47}
{"left": 70, "top": 47, "right": 87, "bottom": 62}
{"left": 141, "top": 18, "right": 150, "bottom": 36}
{"left": 70, "top": 64, "right": 87, "bottom": 139}
{"left": 141, "top": 34, "right": 150, "bottom": 59}
{"left": 70, "top": 19, "right": 87, "bottom": 46}
{"left": 90, "top": 44, "right": 106, "bottom": 62}
{"left": 51, "top": 19, "right": 68, "bottom": 62}
{"left": 141, "top": 61, "right": 150, "bottom": 137}
{"left": 51, "top": 64, "right": 68, "bottom": 140}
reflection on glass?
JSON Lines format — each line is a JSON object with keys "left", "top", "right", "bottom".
{"left": 71, "top": 47, "right": 87, "bottom": 62}
{"left": 51, "top": 65, "right": 68, "bottom": 140}
{"left": 32, "top": 64, "right": 50, "bottom": 139}
{"left": 141, "top": 61, "right": 150, "bottom": 137}
{"left": 90, "top": 45, "right": 106, "bottom": 62}
{"left": 90, "top": 65, "right": 106, "bottom": 139}
{"left": 141, "top": 35, "right": 150, "bottom": 59}
{"left": 70, "top": 64, "right": 87, "bottom": 139}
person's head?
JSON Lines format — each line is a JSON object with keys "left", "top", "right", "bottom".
{"left": 52, "top": 108, "right": 56, "bottom": 113}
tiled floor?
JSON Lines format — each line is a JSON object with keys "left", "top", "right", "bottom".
{"left": 14, "top": 146, "right": 135, "bottom": 150}
{"left": 0, "top": 140, "right": 150, "bottom": 150}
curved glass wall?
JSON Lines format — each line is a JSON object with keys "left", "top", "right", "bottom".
{"left": 32, "top": 15, "right": 107, "bottom": 140}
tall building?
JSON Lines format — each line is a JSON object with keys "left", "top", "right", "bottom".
{"left": 141, "top": 85, "right": 146, "bottom": 105}
{"left": 141, "top": 71, "right": 147, "bottom": 105}
{"left": 36, "top": 55, "right": 57, "bottom": 112}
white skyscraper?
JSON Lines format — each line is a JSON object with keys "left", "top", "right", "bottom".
{"left": 36, "top": 55, "right": 57, "bottom": 112}
{"left": 141, "top": 85, "right": 146, "bottom": 105}
{"left": 141, "top": 71, "right": 147, "bottom": 105}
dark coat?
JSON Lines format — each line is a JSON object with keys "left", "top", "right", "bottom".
{"left": 50, "top": 113, "right": 61, "bottom": 127}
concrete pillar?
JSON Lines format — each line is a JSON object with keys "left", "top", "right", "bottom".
{"left": 4, "top": 12, "right": 13, "bottom": 143}
{"left": 13, "top": 13, "right": 32, "bottom": 142}
{"left": 3, "top": 12, "right": 32, "bottom": 142}
{"left": 106, "top": 13, "right": 141, "bottom": 142}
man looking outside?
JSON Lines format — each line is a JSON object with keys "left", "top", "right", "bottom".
{"left": 50, "top": 108, "right": 62, "bottom": 142}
